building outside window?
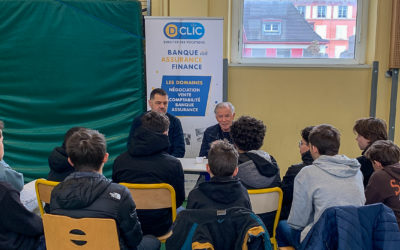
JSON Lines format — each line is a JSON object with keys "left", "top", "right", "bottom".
{"left": 231, "top": 0, "right": 367, "bottom": 65}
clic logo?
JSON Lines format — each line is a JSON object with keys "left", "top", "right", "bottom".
{"left": 164, "top": 22, "right": 204, "bottom": 39}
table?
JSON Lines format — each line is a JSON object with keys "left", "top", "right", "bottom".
{"left": 178, "top": 158, "right": 207, "bottom": 174}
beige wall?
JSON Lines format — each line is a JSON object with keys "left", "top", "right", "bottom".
{"left": 152, "top": 0, "right": 397, "bottom": 175}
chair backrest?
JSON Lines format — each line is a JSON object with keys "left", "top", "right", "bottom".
{"left": 248, "top": 187, "right": 283, "bottom": 250}
{"left": 119, "top": 183, "right": 177, "bottom": 221}
{"left": 35, "top": 179, "right": 60, "bottom": 215}
{"left": 42, "top": 213, "right": 120, "bottom": 250}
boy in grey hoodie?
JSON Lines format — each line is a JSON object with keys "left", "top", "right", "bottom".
{"left": 278, "top": 124, "right": 365, "bottom": 248}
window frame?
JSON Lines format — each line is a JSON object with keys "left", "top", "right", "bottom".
{"left": 317, "top": 5, "right": 327, "bottom": 18}
{"left": 230, "top": 0, "right": 369, "bottom": 67}
{"left": 263, "top": 21, "right": 281, "bottom": 35}
{"left": 338, "top": 5, "right": 348, "bottom": 18}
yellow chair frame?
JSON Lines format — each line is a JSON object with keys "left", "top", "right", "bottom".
{"left": 35, "top": 179, "right": 60, "bottom": 216}
{"left": 43, "top": 213, "right": 120, "bottom": 250}
{"left": 119, "top": 183, "right": 176, "bottom": 242}
{"left": 248, "top": 187, "right": 283, "bottom": 250}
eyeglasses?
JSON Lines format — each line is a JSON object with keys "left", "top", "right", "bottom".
{"left": 298, "top": 140, "right": 307, "bottom": 147}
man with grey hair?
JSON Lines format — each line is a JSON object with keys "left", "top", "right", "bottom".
{"left": 0, "top": 120, "right": 24, "bottom": 192}
{"left": 199, "top": 102, "right": 235, "bottom": 157}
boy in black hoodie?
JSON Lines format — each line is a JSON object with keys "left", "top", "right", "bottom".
{"left": 187, "top": 140, "right": 251, "bottom": 210}
{"left": 365, "top": 140, "right": 400, "bottom": 229}
{"left": 112, "top": 111, "right": 185, "bottom": 237}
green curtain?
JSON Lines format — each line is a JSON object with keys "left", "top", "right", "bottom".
{"left": 0, "top": 0, "right": 145, "bottom": 182}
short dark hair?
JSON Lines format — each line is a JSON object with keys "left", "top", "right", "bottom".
{"left": 141, "top": 111, "right": 170, "bottom": 133}
{"left": 301, "top": 126, "right": 314, "bottom": 144}
{"left": 150, "top": 88, "right": 167, "bottom": 99}
{"left": 365, "top": 140, "right": 400, "bottom": 166}
{"left": 309, "top": 124, "right": 340, "bottom": 156}
{"left": 62, "top": 127, "right": 86, "bottom": 148}
{"left": 66, "top": 129, "right": 107, "bottom": 171}
{"left": 0, "top": 120, "right": 3, "bottom": 138}
{"left": 353, "top": 118, "right": 387, "bottom": 144}
{"left": 230, "top": 116, "right": 266, "bottom": 151}
{"left": 208, "top": 140, "right": 238, "bottom": 177}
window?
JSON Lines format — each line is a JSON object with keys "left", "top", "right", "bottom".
{"left": 315, "top": 25, "right": 327, "bottom": 39}
{"left": 338, "top": 6, "right": 348, "bottom": 18}
{"left": 336, "top": 25, "right": 348, "bottom": 40}
{"left": 251, "top": 48, "right": 266, "bottom": 57}
{"left": 317, "top": 6, "right": 327, "bottom": 18}
{"left": 263, "top": 21, "right": 281, "bottom": 34}
{"left": 231, "top": 0, "right": 368, "bottom": 66}
{"left": 277, "top": 49, "right": 291, "bottom": 58}
{"left": 297, "top": 6, "right": 306, "bottom": 17}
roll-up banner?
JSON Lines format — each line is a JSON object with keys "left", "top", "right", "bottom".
{"left": 145, "top": 17, "right": 223, "bottom": 157}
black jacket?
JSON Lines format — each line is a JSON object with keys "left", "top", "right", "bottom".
{"left": 357, "top": 150, "right": 374, "bottom": 188}
{"left": 187, "top": 176, "right": 251, "bottom": 210}
{"left": 47, "top": 146, "right": 75, "bottom": 182}
{"left": 113, "top": 126, "right": 185, "bottom": 237}
{"left": 166, "top": 207, "right": 272, "bottom": 250}
{"left": 199, "top": 124, "right": 233, "bottom": 157}
{"left": 127, "top": 112, "right": 185, "bottom": 158}
{"left": 0, "top": 182, "right": 43, "bottom": 250}
{"left": 50, "top": 172, "right": 143, "bottom": 250}
{"left": 280, "top": 150, "right": 313, "bottom": 220}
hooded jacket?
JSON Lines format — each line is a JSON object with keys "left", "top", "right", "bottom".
{"left": 288, "top": 155, "right": 365, "bottom": 241}
{"left": 112, "top": 126, "right": 185, "bottom": 237}
{"left": 357, "top": 148, "right": 374, "bottom": 188}
{"left": 280, "top": 150, "right": 313, "bottom": 220}
{"left": 365, "top": 162, "right": 400, "bottom": 228}
{"left": 47, "top": 146, "right": 74, "bottom": 182}
{"left": 186, "top": 176, "right": 251, "bottom": 210}
{"left": 50, "top": 172, "right": 143, "bottom": 250}
{"left": 127, "top": 112, "right": 185, "bottom": 158}
{"left": 237, "top": 150, "right": 281, "bottom": 189}
{"left": 0, "top": 181, "right": 43, "bottom": 250}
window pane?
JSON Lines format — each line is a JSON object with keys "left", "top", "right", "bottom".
{"left": 241, "top": 0, "right": 358, "bottom": 59}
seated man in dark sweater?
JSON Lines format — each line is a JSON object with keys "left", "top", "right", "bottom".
{"left": 199, "top": 102, "right": 235, "bottom": 157}
{"left": 0, "top": 181, "right": 45, "bottom": 250}
{"left": 50, "top": 128, "right": 159, "bottom": 250}
{"left": 187, "top": 140, "right": 251, "bottom": 210}
{"left": 113, "top": 111, "right": 185, "bottom": 237}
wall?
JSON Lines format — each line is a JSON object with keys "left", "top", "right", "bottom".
{"left": 151, "top": 0, "right": 397, "bottom": 175}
